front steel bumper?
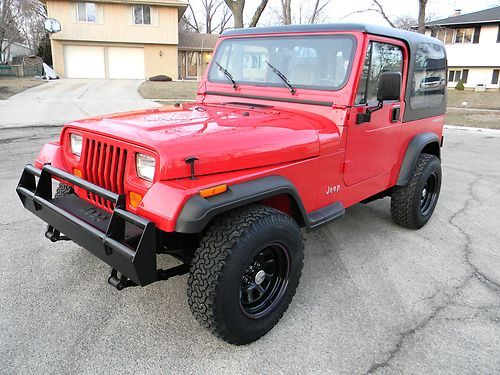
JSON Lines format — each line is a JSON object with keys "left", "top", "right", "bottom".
{"left": 16, "top": 164, "right": 159, "bottom": 287}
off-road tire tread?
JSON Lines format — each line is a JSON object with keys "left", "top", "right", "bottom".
{"left": 391, "top": 153, "right": 438, "bottom": 229}
{"left": 187, "top": 205, "right": 303, "bottom": 345}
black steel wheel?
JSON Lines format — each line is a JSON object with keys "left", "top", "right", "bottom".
{"left": 391, "top": 153, "right": 442, "bottom": 229}
{"left": 187, "top": 205, "right": 304, "bottom": 345}
{"left": 420, "top": 172, "right": 439, "bottom": 216}
{"left": 240, "top": 242, "right": 290, "bottom": 319}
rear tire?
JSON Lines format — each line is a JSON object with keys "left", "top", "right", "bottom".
{"left": 187, "top": 205, "right": 304, "bottom": 345}
{"left": 391, "top": 153, "right": 441, "bottom": 229}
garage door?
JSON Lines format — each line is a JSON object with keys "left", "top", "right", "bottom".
{"left": 107, "top": 47, "right": 145, "bottom": 79}
{"left": 64, "top": 45, "right": 105, "bottom": 79}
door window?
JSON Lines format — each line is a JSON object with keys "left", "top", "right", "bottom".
{"left": 355, "top": 42, "right": 403, "bottom": 105}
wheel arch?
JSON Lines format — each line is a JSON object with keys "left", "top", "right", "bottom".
{"left": 175, "top": 176, "right": 309, "bottom": 234}
{"left": 396, "top": 132, "right": 441, "bottom": 186}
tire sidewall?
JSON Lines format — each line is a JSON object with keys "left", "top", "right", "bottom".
{"left": 214, "top": 216, "right": 303, "bottom": 343}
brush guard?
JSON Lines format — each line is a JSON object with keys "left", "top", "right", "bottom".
{"left": 16, "top": 164, "right": 187, "bottom": 289}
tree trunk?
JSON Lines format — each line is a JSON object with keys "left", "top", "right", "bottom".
{"left": 224, "top": 0, "right": 268, "bottom": 28}
{"left": 281, "top": 0, "right": 291, "bottom": 25}
{"left": 248, "top": 0, "right": 269, "bottom": 27}
{"left": 417, "top": 0, "right": 427, "bottom": 34}
{"left": 224, "top": 0, "right": 244, "bottom": 28}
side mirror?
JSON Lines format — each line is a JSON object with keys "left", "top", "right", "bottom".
{"left": 377, "top": 71, "right": 402, "bottom": 102}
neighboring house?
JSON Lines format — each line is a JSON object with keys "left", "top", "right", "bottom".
{"left": 426, "top": 6, "right": 500, "bottom": 90}
{"left": 178, "top": 32, "right": 218, "bottom": 80}
{"left": 1, "top": 40, "right": 32, "bottom": 63}
{"left": 45, "top": 0, "right": 192, "bottom": 79}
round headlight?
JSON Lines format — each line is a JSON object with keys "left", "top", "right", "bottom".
{"left": 136, "top": 153, "right": 156, "bottom": 182}
{"left": 70, "top": 134, "right": 83, "bottom": 156}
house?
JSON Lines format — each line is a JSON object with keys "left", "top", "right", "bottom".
{"left": 1, "top": 40, "right": 32, "bottom": 64}
{"left": 45, "top": 0, "right": 216, "bottom": 80}
{"left": 178, "top": 32, "right": 218, "bottom": 80}
{"left": 426, "top": 6, "right": 500, "bottom": 90}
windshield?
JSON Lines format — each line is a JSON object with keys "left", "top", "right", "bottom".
{"left": 208, "top": 35, "right": 355, "bottom": 91}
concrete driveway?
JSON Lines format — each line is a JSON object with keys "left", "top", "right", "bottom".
{"left": 0, "top": 79, "right": 159, "bottom": 128}
{"left": 0, "top": 125, "right": 499, "bottom": 374}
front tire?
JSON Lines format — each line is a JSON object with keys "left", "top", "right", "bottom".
{"left": 391, "top": 153, "right": 442, "bottom": 229}
{"left": 187, "top": 205, "right": 304, "bottom": 345}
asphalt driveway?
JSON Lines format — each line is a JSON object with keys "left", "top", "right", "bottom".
{"left": 0, "top": 125, "right": 499, "bottom": 374}
{"left": 0, "top": 79, "right": 159, "bottom": 128}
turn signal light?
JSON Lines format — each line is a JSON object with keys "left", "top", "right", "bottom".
{"left": 74, "top": 169, "right": 83, "bottom": 178}
{"left": 199, "top": 184, "right": 228, "bottom": 198}
{"left": 129, "top": 191, "right": 143, "bottom": 208}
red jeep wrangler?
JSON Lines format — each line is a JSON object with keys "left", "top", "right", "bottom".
{"left": 17, "top": 24, "right": 446, "bottom": 345}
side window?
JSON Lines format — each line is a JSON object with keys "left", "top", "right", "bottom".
{"left": 355, "top": 42, "right": 403, "bottom": 105}
{"left": 410, "top": 43, "right": 446, "bottom": 110}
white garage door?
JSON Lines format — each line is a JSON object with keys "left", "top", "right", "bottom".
{"left": 107, "top": 47, "right": 145, "bottom": 79}
{"left": 64, "top": 45, "right": 105, "bottom": 79}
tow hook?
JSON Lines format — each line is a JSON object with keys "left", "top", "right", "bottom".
{"left": 108, "top": 264, "right": 190, "bottom": 291}
{"left": 45, "top": 225, "right": 70, "bottom": 242}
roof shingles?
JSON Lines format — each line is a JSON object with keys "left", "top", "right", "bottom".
{"left": 178, "top": 33, "right": 219, "bottom": 51}
{"left": 426, "top": 6, "right": 500, "bottom": 27}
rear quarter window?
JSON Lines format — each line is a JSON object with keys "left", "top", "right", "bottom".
{"left": 410, "top": 43, "right": 446, "bottom": 110}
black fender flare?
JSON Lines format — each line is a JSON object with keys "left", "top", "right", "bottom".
{"left": 396, "top": 132, "right": 441, "bottom": 186}
{"left": 175, "top": 176, "right": 309, "bottom": 234}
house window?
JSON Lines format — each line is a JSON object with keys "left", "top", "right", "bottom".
{"left": 434, "top": 28, "right": 454, "bottom": 44}
{"left": 77, "top": 2, "right": 96, "bottom": 23}
{"left": 448, "top": 69, "right": 468, "bottom": 83}
{"left": 454, "top": 28, "right": 475, "bottom": 44}
{"left": 492, "top": 69, "right": 500, "bottom": 85}
{"left": 134, "top": 5, "right": 151, "bottom": 25}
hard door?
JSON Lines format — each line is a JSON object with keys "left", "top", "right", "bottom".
{"left": 64, "top": 45, "right": 105, "bottom": 79}
{"left": 344, "top": 38, "right": 407, "bottom": 186}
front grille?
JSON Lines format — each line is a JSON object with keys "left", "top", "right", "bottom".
{"left": 83, "top": 138, "right": 127, "bottom": 210}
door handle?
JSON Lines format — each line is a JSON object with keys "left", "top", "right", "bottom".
{"left": 391, "top": 106, "right": 401, "bottom": 123}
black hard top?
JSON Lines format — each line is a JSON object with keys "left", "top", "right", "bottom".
{"left": 222, "top": 23, "right": 444, "bottom": 50}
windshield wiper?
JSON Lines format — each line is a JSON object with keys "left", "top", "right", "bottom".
{"left": 214, "top": 61, "right": 237, "bottom": 89}
{"left": 265, "top": 61, "right": 295, "bottom": 94}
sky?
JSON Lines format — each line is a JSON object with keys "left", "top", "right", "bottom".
{"left": 251, "top": 0, "right": 500, "bottom": 27}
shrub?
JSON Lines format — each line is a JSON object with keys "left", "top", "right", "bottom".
{"left": 149, "top": 75, "right": 172, "bottom": 82}
{"left": 455, "top": 80, "right": 465, "bottom": 90}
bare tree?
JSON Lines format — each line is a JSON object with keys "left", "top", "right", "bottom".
{"left": 338, "top": 0, "right": 395, "bottom": 28}
{"left": 308, "top": 0, "right": 330, "bottom": 24}
{"left": 217, "top": 5, "right": 232, "bottom": 33}
{"left": 1, "top": 0, "right": 45, "bottom": 63}
{"left": 223, "top": 0, "right": 269, "bottom": 28}
{"left": 394, "top": 14, "right": 417, "bottom": 30}
{"left": 181, "top": 0, "right": 232, "bottom": 34}
{"left": 276, "top": 0, "right": 330, "bottom": 25}
{"left": 19, "top": 0, "right": 46, "bottom": 51}
{"left": 181, "top": 5, "right": 200, "bottom": 32}
{"left": 417, "top": 0, "right": 428, "bottom": 33}
{"left": 281, "top": 0, "right": 291, "bottom": 25}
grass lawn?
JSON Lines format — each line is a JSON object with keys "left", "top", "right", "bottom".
{"left": 0, "top": 77, "right": 45, "bottom": 100}
{"left": 138, "top": 80, "right": 198, "bottom": 103}
{"left": 446, "top": 89, "right": 500, "bottom": 129}
{"left": 447, "top": 89, "right": 500, "bottom": 110}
